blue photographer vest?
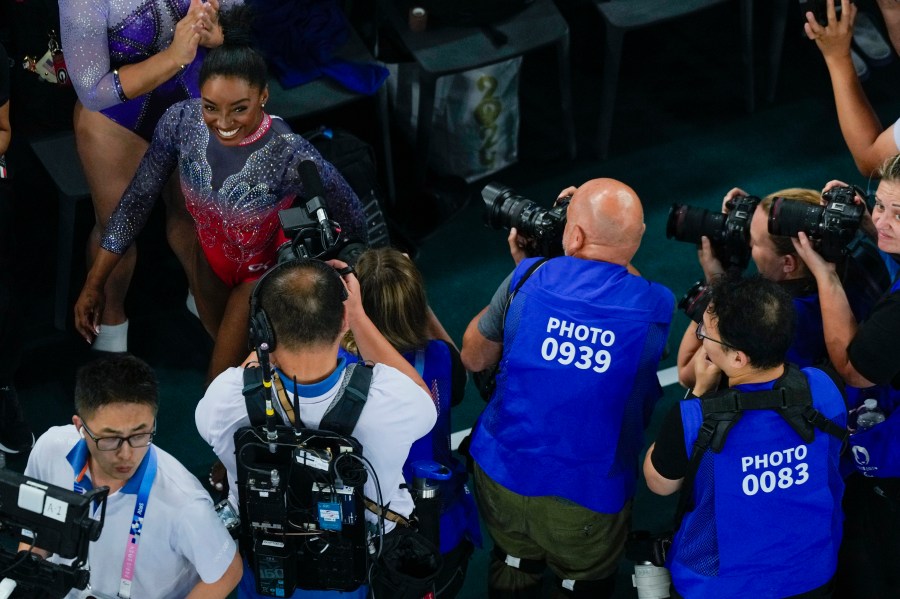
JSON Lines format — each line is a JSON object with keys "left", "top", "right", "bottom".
{"left": 787, "top": 293, "right": 826, "bottom": 368}
{"left": 470, "top": 257, "right": 674, "bottom": 513}
{"left": 401, "top": 340, "right": 482, "bottom": 554}
{"left": 670, "top": 368, "right": 846, "bottom": 598}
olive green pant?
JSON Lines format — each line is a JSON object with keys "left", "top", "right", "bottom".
{"left": 473, "top": 464, "right": 631, "bottom": 596}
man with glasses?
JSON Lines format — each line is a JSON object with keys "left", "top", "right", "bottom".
{"left": 20, "top": 354, "right": 242, "bottom": 598}
{"left": 644, "top": 275, "right": 847, "bottom": 598}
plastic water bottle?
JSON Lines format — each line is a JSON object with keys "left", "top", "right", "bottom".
{"left": 856, "top": 398, "right": 886, "bottom": 432}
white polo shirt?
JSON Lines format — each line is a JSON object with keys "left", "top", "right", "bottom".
{"left": 196, "top": 362, "right": 437, "bottom": 533}
{"left": 25, "top": 425, "right": 237, "bottom": 599}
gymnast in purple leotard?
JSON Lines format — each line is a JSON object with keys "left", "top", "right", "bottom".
{"left": 62, "top": 0, "right": 235, "bottom": 353}
{"left": 62, "top": 0, "right": 208, "bottom": 140}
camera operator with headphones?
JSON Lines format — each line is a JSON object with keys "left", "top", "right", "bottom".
{"left": 461, "top": 178, "right": 674, "bottom": 598}
{"left": 793, "top": 159, "right": 900, "bottom": 596}
{"left": 195, "top": 257, "right": 436, "bottom": 598}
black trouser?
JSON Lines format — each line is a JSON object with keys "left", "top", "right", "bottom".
{"left": 834, "top": 474, "right": 900, "bottom": 598}
{"left": 434, "top": 539, "right": 474, "bottom": 598}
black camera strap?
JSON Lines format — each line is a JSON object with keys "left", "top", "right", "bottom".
{"left": 673, "top": 365, "right": 848, "bottom": 530}
{"left": 473, "top": 257, "right": 551, "bottom": 401}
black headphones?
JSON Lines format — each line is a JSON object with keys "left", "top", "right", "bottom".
{"left": 248, "top": 258, "right": 350, "bottom": 352}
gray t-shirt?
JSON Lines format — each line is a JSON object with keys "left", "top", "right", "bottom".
{"left": 477, "top": 271, "right": 515, "bottom": 342}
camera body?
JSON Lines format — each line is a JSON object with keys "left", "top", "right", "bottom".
{"left": 799, "top": 0, "right": 843, "bottom": 27}
{"left": 274, "top": 160, "right": 366, "bottom": 267}
{"left": 666, "top": 195, "right": 761, "bottom": 271}
{"left": 767, "top": 185, "right": 864, "bottom": 262}
{"left": 275, "top": 202, "right": 365, "bottom": 266}
{"left": 482, "top": 182, "right": 570, "bottom": 258}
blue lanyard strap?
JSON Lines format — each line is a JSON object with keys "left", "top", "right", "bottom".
{"left": 69, "top": 442, "right": 158, "bottom": 599}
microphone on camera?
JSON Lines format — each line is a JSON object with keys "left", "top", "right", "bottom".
{"left": 299, "top": 160, "right": 335, "bottom": 247}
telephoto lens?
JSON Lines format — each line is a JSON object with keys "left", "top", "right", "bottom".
{"left": 481, "top": 182, "right": 568, "bottom": 258}
{"left": 666, "top": 195, "right": 759, "bottom": 271}
{"left": 768, "top": 186, "right": 864, "bottom": 261}
{"left": 665, "top": 204, "right": 728, "bottom": 246}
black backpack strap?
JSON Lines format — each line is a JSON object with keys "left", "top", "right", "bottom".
{"left": 673, "top": 365, "right": 848, "bottom": 529}
{"left": 672, "top": 408, "right": 739, "bottom": 530}
{"left": 242, "top": 366, "right": 270, "bottom": 428}
{"left": 319, "top": 362, "right": 374, "bottom": 436}
{"left": 473, "top": 257, "right": 552, "bottom": 401}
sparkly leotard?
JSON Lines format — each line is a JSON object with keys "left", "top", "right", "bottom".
{"left": 101, "top": 100, "right": 367, "bottom": 287}
{"left": 60, "top": 0, "right": 237, "bottom": 140}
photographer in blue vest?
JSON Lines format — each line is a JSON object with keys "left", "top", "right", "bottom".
{"left": 644, "top": 274, "right": 847, "bottom": 598}
{"left": 461, "top": 178, "right": 675, "bottom": 598}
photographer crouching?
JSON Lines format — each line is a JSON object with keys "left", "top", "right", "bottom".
{"left": 644, "top": 274, "right": 848, "bottom": 598}
{"left": 792, "top": 157, "right": 900, "bottom": 596}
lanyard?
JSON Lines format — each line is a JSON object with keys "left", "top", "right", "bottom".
{"left": 71, "top": 443, "right": 158, "bottom": 599}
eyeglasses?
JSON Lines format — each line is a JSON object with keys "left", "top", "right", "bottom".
{"left": 80, "top": 419, "right": 156, "bottom": 451}
{"left": 695, "top": 321, "right": 736, "bottom": 350}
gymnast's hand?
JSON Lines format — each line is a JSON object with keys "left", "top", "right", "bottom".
{"left": 74, "top": 284, "right": 105, "bottom": 345}
{"left": 197, "top": 0, "right": 224, "bottom": 49}
{"left": 167, "top": 0, "right": 204, "bottom": 69}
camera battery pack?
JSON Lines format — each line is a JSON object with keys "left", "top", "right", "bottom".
{"left": 254, "top": 537, "right": 297, "bottom": 597}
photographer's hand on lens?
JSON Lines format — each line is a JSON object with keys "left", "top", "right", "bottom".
{"left": 74, "top": 285, "right": 105, "bottom": 345}
{"left": 555, "top": 186, "right": 578, "bottom": 205}
{"left": 791, "top": 231, "right": 838, "bottom": 280}
{"left": 822, "top": 179, "right": 878, "bottom": 238}
{"left": 326, "top": 259, "right": 364, "bottom": 324}
{"left": 721, "top": 187, "right": 749, "bottom": 214}
{"left": 805, "top": 0, "right": 857, "bottom": 60}
{"left": 821, "top": 179, "right": 852, "bottom": 202}
{"left": 698, "top": 236, "right": 726, "bottom": 282}
{"left": 507, "top": 228, "right": 528, "bottom": 265}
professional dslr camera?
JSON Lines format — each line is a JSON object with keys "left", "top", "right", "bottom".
{"left": 799, "top": 0, "right": 843, "bottom": 27}
{"left": 767, "top": 185, "right": 865, "bottom": 262}
{"left": 482, "top": 182, "right": 571, "bottom": 258}
{"left": 666, "top": 195, "right": 761, "bottom": 271}
{"left": 275, "top": 160, "right": 366, "bottom": 266}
